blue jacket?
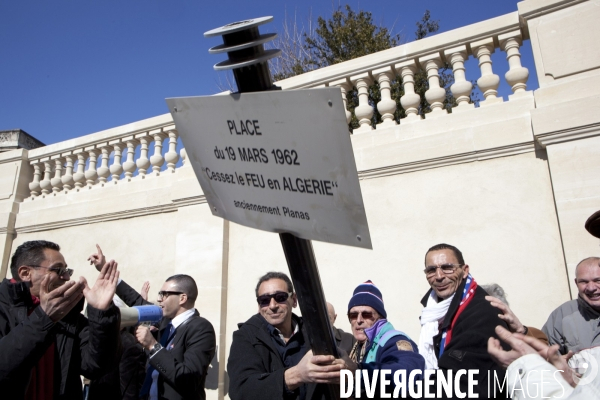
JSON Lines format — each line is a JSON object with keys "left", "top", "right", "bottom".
{"left": 359, "top": 319, "right": 425, "bottom": 399}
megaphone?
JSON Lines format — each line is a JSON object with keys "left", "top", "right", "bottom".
{"left": 120, "top": 305, "right": 163, "bottom": 328}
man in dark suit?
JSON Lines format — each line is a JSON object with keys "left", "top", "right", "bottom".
{"left": 326, "top": 302, "right": 355, "bottom": 355}
{"left": 89, "top": 246, "right": 216, "bottom": 400}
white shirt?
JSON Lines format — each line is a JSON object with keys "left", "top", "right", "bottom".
{"left": 149, "top": 308, "right": 197, "bottom": 400}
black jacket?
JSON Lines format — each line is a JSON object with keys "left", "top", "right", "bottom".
{"left": 333, "top": 326, "right": 355, "bottom": 356}
{"left": 0, "top": 278, "right": 121, "bottom": 399}
{"left": 116, "top": 280, "right": 216, "bottom": 400}
{"left": 420, "top": 280, "right": 509, "bottom": 399}
{"left": 88, "top": 329, "right": 146, "bottom": 400}
{"left": 227, "top": 313, "right": 328, "bottom": 400}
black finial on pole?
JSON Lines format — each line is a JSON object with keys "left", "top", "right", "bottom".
{"left": 204, "top": 16, "right": 281, "bottom": 93}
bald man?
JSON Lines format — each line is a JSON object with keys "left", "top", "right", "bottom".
{"left": 326, "top": 302, "right": 355, "bottom": 355}
{"left": 543, "top": 257, "right": 600, "bottom": 354}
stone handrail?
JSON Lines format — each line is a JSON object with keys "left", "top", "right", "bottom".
{"left": 25, "top": 113, "right": 184, "bottom": 199}
{"left": 23, "top": 11, "right": 530, "bottom": 199}
{"left": 274, "top": 11, "right": 530, "bottom": 133}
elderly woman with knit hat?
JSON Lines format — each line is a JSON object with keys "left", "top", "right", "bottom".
{"left": 347, "top": 281, "right": 425, "bottom": 397}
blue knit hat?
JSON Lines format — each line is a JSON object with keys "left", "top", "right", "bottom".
{"left": 347, "top": 280, "right": 387, "bottom": 319}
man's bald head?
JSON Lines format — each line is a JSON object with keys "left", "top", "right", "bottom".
{"left": 575, "top": 257, "right": 600, "bottom": 277}
{"left": 326, "top": 302, "right": 337, "bottom": 326}
{"left": 574, "top": 257, "right": 600, "bottom": 311}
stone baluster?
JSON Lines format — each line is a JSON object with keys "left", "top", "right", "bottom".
{"left": 329, "top": 78, "right": 352, "bottom": 124}
{"left": 419, "top": 53, "right": 447, "bottom": 117}
{"left": 499, "top": 31, "right": 529, "bottom": 97}
{"left": 164, "top": 129, "right": 180, "bottom": 173}
{"left": 97, "top": 145, "right": 111, "bottom": 185}
{"left": 471, "top": 38, "right": 502, "bottom": 105}
{"left": 61, "top": 153, "right": 75, "bottom": 191}
{"left": 73, "top": 150, "right": 87, "bottom": 190}
{"left": 85, "top": 148, "right": 98, "bottom": 187}
{"left": 122, "top": 137, "right": 139, "bottom": 180}
{"left": 40, "top": 159, "right": 52, "bottom": 196}
{"left": 395, "top": 60, "right": 421, "bottom": 121}
{"left": 444, "top": 46, "right": 473, "bottom": 110}
{"left": 135, "top": 133, "right": 151, "bottom": 178}
{"left": 180, "top": 148, "right": 187, "bottom": 166}
{"left": 29, "top": 161, "right": 42, "bottom": 198}
{"left": 350, "top": 72, "right": 374, "bottom": 133}
{"left": 149, "top": 130, "right": 166, "bottom": 175}
{"left": 373, "top": 66, "right": 397, "bottom": 128}
{"left": 110, "top": 141, "right": 124, "bottom": 182}
{"left": 50, "top": 156, "right": 63, "bottom": 194}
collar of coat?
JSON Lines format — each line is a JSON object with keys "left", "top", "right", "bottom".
{"left": 577, "top": 296, "right": 600, "bottom": 319}
{"left": 0, "top": 278, "right": 84, "bottom": 320}
{"left": 420, "top": 277, "right": 468, "bottom": 331}
{"left": 238, "top": 313, "right": 305, "bottom": 350}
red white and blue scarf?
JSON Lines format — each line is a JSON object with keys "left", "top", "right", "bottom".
{"left": 438, "top": 274, "right": 477, "bottom": 357}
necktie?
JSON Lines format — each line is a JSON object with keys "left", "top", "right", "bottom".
{"left": 139, "top": 323, "right": 172, "bottom": 397}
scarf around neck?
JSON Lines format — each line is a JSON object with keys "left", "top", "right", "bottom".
{"left": 419, "top": 291, "right": 453, "bottom": 369}
{"left": 419, "top": 274, "right": 478, "bottom": 369}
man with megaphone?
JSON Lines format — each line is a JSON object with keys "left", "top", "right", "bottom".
{"left": 89, "top": 245, "right": 216, "bottom": 400}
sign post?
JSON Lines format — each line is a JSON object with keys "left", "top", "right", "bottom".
{"left": 167, "top": 17, "right": 372, "bottom": 399}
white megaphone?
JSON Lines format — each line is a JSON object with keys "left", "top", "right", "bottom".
{"left": 119, "top": 305, "right": 163, "bottom": 328}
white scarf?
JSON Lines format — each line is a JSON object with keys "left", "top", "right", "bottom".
{"left": 419, "top": 291, "right": 454, "bottom": 370}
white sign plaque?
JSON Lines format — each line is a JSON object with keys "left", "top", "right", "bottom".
{"left": 166, "top": 88, "right": 372, "bottom": 249}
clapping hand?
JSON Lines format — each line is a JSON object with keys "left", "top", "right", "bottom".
{"left": 141, "top": 281, "right": 150, "bottom": 301}
{"left": 39, "top": 274, "right": 85, "bottom": 322}
{"left": 82, "top": 260, "right": 119, "bottom": 310}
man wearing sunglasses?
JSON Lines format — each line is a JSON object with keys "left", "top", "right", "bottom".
{"left": 346, "top": 280, "right": 424, "bottom": 397}
{"left": 418, "top": 243, "right": 508, "bottom": 398}
{"left": 228, "top": 271, "right": 351, "bottom": 400}
{"left": 89, "top": 245, "right": 216, "bottom": 400}
{"left": 0, "top": 240, "right": 121, "bottom": 399}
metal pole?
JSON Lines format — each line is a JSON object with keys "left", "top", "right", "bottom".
{"left": 205, "top": 17, "right": 340, "bottom": 400}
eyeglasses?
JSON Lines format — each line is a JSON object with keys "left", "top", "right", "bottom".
{"left": 347, "top": 311, "right": 377, "bottom": 321}
{"left": 423, "top": 263, "right": 463, "bottom": 277}
{"left": 28, "top": 265, "right": 73, "bottom": 278}
{"left": 157, "top": 291, "right": 184, "bottom": 300}
{"left": 256, "top": 291, "right": 293, "bottom": 307}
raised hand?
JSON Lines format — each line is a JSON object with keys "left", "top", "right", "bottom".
{"left": 82, "top": 260, "right": 119, "bottom": 310}
{"left": 39, "top": 274, "right": 85, "bottom": 322}
{"left": 141, "top": 281, "right": 150, "bottom": 301}
{"left": 487, "top": 325, "right": 537, "bottom": 369}
{"left": 87, "top": 244, "right": 106, "bottom": 272}
{"left": 486, "top": 295, "right": 526, "bottom": 334}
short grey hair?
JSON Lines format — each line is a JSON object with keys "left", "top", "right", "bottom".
{"left": 481, "top": 283, "right": 508, "bottom": 306}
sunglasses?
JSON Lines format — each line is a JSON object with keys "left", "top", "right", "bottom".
{"left": 257, "top": 291, "right": 293, "bottom": 307}
{"left": 347, "top": 311, "right": 376, "bottom": 321}
{"left": 158, "top": 291, "right": 183, "bottom": 300}
{"left": 28, "top": 264, "right": 73, "bottom": 278}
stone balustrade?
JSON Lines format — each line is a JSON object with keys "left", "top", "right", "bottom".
{"left": 275, "top": 12, "right": 530, "bottom": 134}
{"left": 26, "top": 115, "right": 185, "bottom": 199}
{"left": 23, "top": 11, "right": 531, "bottom": 198}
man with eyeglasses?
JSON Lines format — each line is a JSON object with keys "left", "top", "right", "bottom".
{"left": 88, "top": 246, "right": 216, "bottom": 400}
{"left": 0, "top": 240, "right": 121, "bottom": 399}
{"left": 418, "top": 243, "right": 508, "bottom": 398}
{"left": 228, "top": 271, "right": 351, "bottom": 400}
{"left": 346, "top": 280, "right": 424, "bottom": 397}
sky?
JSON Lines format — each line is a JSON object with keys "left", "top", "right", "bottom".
{"left": 0, "top": 0, "right": 536, "bottom": 146}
